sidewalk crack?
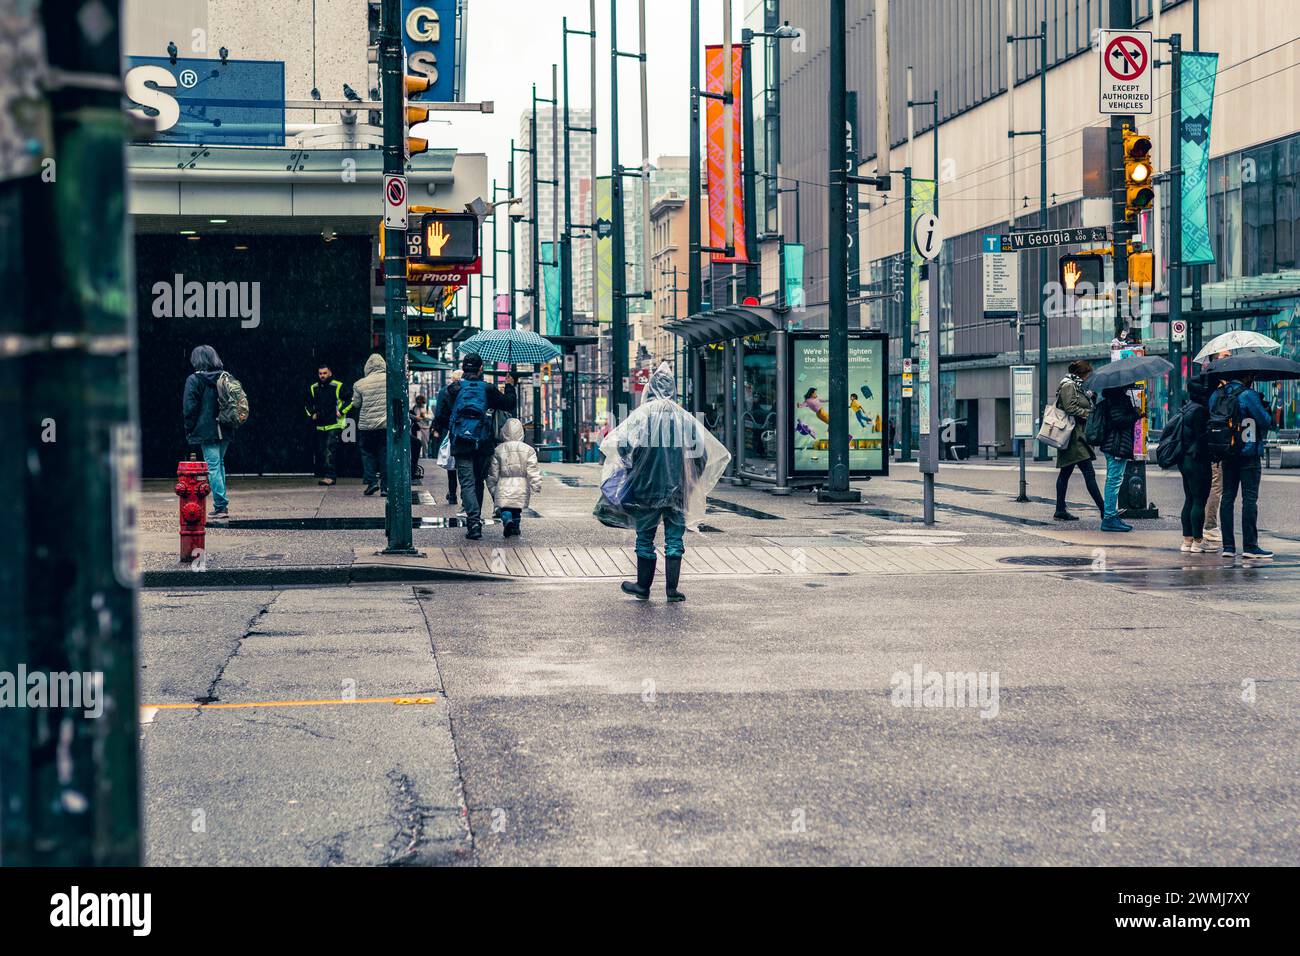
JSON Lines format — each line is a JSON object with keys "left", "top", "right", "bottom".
{"left": 194, "top": 592, "right": 280, "bottom": 705}
{"left": 414, "top": 588, "right": 477, "bottom": 864}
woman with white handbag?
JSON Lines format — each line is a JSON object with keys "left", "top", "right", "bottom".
{"left": 1051, "top": 361, "right": 1106, "bottom": 521}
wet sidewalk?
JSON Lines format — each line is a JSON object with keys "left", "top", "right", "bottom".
{"left": 139, "top": 461, "right": 1294, "bottom": 586}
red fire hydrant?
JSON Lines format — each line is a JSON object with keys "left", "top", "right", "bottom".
{"left": 175, "top": 455, "right": 211, "bottom": 562}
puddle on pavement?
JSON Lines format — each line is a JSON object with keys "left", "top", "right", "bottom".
{"left": 705, "top": 498, "right": 783, "bottom": 520}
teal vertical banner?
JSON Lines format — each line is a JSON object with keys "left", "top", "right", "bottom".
{"left": 784, "top": 243, "right": 805, "bottom": 311}
{"left": 1180, "top": 51, "right": 1219, "bottom": 267}
{"left": 541, "top": 241, "right": 562, "bottom": 337}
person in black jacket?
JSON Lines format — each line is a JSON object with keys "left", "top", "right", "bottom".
{"left": 1178, "top": 374, "right": 1215, "bottom": 552}
{"left": 182, "top": 344, "right": 231, "bottom": 519}
{"left": 432, "top": 353, "right": 517, "bottom": 540}
{"left": 1097, "top": 385, "right": 1142, "bottom": 532}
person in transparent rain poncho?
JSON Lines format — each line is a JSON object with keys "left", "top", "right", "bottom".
{"left": 598, "top": 363, "right": 730, "bottom": 602}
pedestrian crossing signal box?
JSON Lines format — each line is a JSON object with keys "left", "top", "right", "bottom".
{"left": 416, "top": 212, "right": 479, "bottom": 265}
{"left": 1059, "top": 253, "right": 1106, "bottom": 294}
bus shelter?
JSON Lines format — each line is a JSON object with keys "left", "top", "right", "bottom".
{"left": 664, "top": 306, "right": 890, "bottom": 492}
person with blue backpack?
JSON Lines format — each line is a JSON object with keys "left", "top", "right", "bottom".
{"left": 1209, "top": 373, "right": 1273, "bottom": 561}
{"left": 433, "top": 353, "right": 517, "bottom": 540}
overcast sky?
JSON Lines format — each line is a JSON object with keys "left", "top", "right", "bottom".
{"left": 430, "top": 0, "right": 747, "bottom": 190}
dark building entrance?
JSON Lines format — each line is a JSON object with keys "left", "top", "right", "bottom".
{"left": 135, "top": 234, "right": 374, "bottom": 478}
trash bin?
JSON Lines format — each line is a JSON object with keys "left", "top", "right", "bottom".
{"left": 940, "top": 417, "right": 969, "bottom": 460}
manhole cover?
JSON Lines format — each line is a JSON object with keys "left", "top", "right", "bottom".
{"left": 998, "top": 555, "right": 1095, "bottom": 567}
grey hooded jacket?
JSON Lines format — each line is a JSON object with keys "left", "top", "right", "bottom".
{"left": 351, "top": 354, "right": 387, "bottom": 431}
{"left": 486, "top": 418, "right": 542, "bottom": 509}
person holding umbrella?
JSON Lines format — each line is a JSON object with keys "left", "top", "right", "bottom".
{"left": 1209, "top": 363, "right": 1280, "bottom": 561}
{"left": 1051, "top": 361, "right": 1107, "bottom": 522}
{"left": 433, "top": 354, "right": 517, "bottom": 540}
{"left": 1199, "top": 350, "right": 1233, "bottom": 549}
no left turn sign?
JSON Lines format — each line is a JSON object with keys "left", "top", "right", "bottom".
{"left": 1099, "top": 30, "right": 1152, "bottom": 115}
{"left": 383, "top": 173, "right": 408, "bottom": 229}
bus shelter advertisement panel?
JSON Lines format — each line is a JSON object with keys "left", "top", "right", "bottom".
{"left": 791, "top": 332, "right": 888, "bottom": 476}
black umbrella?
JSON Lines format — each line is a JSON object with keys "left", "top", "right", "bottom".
{"left": 1084, "top": 354, "right": 1173, "bottom": 391}
{"left": 1205, "top": 353, "right": 1300, "bottom": 381}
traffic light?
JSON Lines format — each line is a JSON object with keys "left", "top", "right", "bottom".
{"left": 404, "top": 74, "right": 431, "bottom": 158}
{"left": 540, "top": 363, "right": 552, "bottom": 384}
{"left": 1123, "top": 126, "right": 1155, "bottom": 220}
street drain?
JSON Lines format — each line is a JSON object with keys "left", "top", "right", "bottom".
{"left": 998, "top": 555, "right": 1096, "bottom": 567}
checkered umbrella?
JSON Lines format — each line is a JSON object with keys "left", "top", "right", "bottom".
{"left": 457, "top": 330, "right": 562, "bottom": 366}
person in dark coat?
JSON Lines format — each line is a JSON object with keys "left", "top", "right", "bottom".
{"left": 182, "top": 344, "right": 231, "bottom": 519}
{"left": 1178, "top": 374, "right": 1215, "bottom": 552}
{"left": 1097, "top": 385, "right": 1142, "bottom": 532}
{"left": 1053, "top": 360, "right": 1105, "bottom": 521}
{"left": 433, "top": 353, "right": 517, "bottom": 540}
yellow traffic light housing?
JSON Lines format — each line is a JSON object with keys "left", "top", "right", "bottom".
{"left": 1123, "top": 127, "right": 1155, "bottom": 220}
{"left": 404, "top": 75, "right": 431, "bottom": 158}
{"left": 1126, "top": 245, "right": 1154, "bottom": 289}
{"left": 540, "top": 363, "right": 552, "bottom": 384}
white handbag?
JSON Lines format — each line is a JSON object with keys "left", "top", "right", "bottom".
{"left": 1036, "top": 403, "right": 1076, "bottom": 450}
{"left": 436, "top": 435, "right": 455, "bottom": 471}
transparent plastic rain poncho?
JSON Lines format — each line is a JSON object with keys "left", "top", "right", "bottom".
{"left": 597, "top": 363, "right": 731, "bottom": 530}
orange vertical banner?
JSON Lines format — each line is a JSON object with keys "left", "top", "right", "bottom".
{"left": 705, "top": 43, "right": 746, "bottom": 264}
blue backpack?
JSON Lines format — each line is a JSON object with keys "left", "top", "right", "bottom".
{"left": 449, "top": 379, "right": 492, "bottom": 446}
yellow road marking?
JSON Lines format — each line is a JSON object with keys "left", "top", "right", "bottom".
{"left": 143, "top": 695, "right": 440, "bottom": 711}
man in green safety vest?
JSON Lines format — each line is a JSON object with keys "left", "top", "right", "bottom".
{"left": 305, "top": 364, "right": 352, "bottom": 485}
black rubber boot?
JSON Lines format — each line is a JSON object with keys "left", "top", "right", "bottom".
{"left": 621, "top": 556, "right": 655, "bottom": 600}
{"left": 466, "top": 520, "right": 483, "bottom": 541}
{"left": 665, "top": 556, "right": 685, "bottom": 603}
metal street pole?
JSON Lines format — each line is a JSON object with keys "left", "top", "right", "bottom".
{"left": 900, "top": 167, "right": 914, "bottom": 462}
{"left": 741, "top": 40, "right": 760, "bottom": 300}
{"left": 563, "top": 17, "right": 593, "bottom": 462}
{"left": 1035, "top": 21, "right": 1050, "bottom": 461}
{"left": 3, "top": 0, "right": 142, "bottom": 865}
{"left": 1168, "top": 33, "right": 1184, "bottom": 408}
{"left": 818, "top": 0, "right": 859, "bottom": 502}
{"left": 1007, "top": 0, "right": 1028, "bottom": 503}
{"left": 380, "top": 0, "right": 415, "bottom": 553}
{"left": 687, "top": 0, "right": 702, "bottom": 412}
{"left": 508, "top": 144, "right": 518, "bottom": 330}
{"left": 609, "top": 0, "right": 630, "bottom": 419}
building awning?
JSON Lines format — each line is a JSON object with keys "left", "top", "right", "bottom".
{"left": 662, "top": 306, "right": 787, "bottom": 347}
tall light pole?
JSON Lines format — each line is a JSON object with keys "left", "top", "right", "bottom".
{"left": 818, "top": 0, "right": 860, "bottom": 502}
{"left": 687, "top": 0, "right": 703, "bottom": 412}
{"left": 563, "top": 16, "right": 597, "bottom": 461}
{"left": 380, "top": 0, "right": 415, "bottom": 553}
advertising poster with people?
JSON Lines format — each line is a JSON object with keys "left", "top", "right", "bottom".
{"left": 792, "top": 332, "right": 887, "bottom": 475}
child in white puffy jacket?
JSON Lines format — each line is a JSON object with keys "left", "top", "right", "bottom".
{"left": 487, "top": 418, "right": 542, "bottom": 538}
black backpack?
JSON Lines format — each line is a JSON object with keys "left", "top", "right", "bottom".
{"left": 1206, "top": 387, "right": 1243, "bottom": 462}
{"left": 1084, "top": 397, "right": 1107, "bottom": 446}
{"left": 1156, "top": 402, "right": 1191, "bottom": 469}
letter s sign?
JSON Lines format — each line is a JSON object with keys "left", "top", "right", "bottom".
{"left": 124, "top": 65, "right": 180, "bottom": 132}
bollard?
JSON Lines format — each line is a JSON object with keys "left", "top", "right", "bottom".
{"left": 175, "top": 454, "right": 211, "bottom": 562}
